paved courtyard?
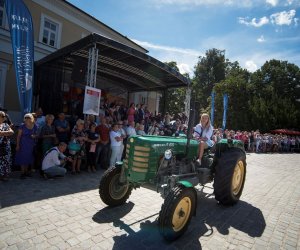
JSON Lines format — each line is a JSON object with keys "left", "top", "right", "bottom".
{"left": 1, "top": 153, "right": 300, "bottom": 249}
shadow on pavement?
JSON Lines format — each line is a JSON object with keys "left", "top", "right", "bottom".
{"left": 93, "top": 204, "right": 202, "bottom": 250}
{"left": 92, "top": 202, "right": 135, "bottom": 224}
{"left": 189, "top": 190, "right": 266, "bottom": 238}
{"left": 0, "top": 170, "right": 105, "bottom": 208}
{"left": 92, "top": 187, "right": 265, "bottom": 250}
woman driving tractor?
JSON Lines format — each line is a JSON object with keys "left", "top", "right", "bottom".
{"left": 194, "top": 113, "right": 214, "bottom": 165}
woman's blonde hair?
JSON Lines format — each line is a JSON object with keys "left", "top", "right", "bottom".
{"left": 200, "top": 113, "right": 211, "bottom": 129}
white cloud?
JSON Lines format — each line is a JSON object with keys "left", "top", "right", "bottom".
{"left": 266, "top": 0, "right": 278, "bottom": 6}
{"left": 132, "top": 29, "right": 300, "bottom": 77}
{"left": 132, "top": 40, "right": 200, "bottom": 56}
{"left": 178, "top": 63, "right": 193, "bottom": 75}
{"left": 257, "top": 35, "right": 266, "bottom": 42}
{"left": 245, "top": 60, "right": 258, "bottom": 72}
{"left": 270, "top": 10, "right": 296, "bottom": 25}
{"left": 238, "top": 16, "right": 269, "bottom": 27}
{"left": 197, "top": 31, "right": 300, "bottom": 72}
{"left": 132, "top": 39, "right": 202, "bottom": 76}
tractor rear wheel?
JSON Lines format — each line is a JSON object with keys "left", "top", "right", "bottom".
{"left": 213, "top": 148, "right": 246, "bottom": 205}
{"left": 158, "top": 185, "right": 196, "bottom": 241}
{"left": 99, "top": 166, "right": 132, "bottom": 206}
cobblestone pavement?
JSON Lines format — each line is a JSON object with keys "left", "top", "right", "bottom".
{"left": 1, "top": 153, "right": 300, "bottom": 250}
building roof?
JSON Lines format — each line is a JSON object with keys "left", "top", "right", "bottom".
{"left": 36, "top": 33, "right": 190, "bottom": 93}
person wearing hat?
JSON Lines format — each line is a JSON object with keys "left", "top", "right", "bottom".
{"left": 15, "top": 113, "right": 38, "bottom": 179}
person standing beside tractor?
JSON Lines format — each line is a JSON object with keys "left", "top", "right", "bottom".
{"left": 109, "top": 123, "right": 124, "bottom": 168}
{"left": 194, "top": 113, "right": 214, "bottom": 165}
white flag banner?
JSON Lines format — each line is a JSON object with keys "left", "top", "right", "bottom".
{"left": 83, "top": 86, "right": 101, "bottom": 116}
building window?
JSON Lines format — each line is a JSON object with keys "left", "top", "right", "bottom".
{"left": 42, "top": 18, "right": 58, "bottom": 47}
{"left": 39, "top": 14, "right": 62, "bottom": 49}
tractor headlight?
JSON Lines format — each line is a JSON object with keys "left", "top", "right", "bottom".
{"left": 164, "top": 149, "right": 172, "bottom": 160}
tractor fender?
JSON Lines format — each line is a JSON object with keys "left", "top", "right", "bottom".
{"left": 178, "top": 180, "right": 193, "bottom": 188}
{"left": 177, "top": 181, "right": 197, "bottom": 216}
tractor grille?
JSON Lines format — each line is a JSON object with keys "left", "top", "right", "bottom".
{"left": 124, "top": 144, "right": 151, "bottom": 173}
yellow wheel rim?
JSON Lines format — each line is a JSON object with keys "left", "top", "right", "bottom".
{"left": 232, "top": 160, "right": 245, "bottom": 196}
{"left": 172, "top": 197, "right": 192, "bottom": 232}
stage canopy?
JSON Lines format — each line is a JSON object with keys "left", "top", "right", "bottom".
{"left": 35, "top": 33, "right": 190, "bottom": 93}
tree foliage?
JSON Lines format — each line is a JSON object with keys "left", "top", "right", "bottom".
{"left": 193, "top": 49, "right": 226, "bottom": 110}
{"left": 163, "top": 61, "right": 187, "bottom": 116}
{"left": 248, "top": 60, "right": 300, "bottom": 130}
{"left": 214, "top": 66, "right": 251, "bottom": 130}
{"left": 165, "top": 52, "right": 300, "bottom": 131}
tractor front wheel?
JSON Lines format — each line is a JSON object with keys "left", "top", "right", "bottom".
{"left": 213, "top": 148, "right": 246, "bottom": 205}
{"left": 99, "top": 166, "right": 132, "bottom": 206}
{"left": 158, "top": 185, "right": 196, "bottom": 241}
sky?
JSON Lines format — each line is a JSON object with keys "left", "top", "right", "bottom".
{"left": 68, "top": 0, "right": 300, "bottom": 76}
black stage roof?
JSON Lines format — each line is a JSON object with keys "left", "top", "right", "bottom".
{"left": 36, "top": 33, "right": 190, "bottom": 93}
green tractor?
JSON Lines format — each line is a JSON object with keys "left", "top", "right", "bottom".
{"left": 99, "top": 125, "right": 247, "bottom": 241}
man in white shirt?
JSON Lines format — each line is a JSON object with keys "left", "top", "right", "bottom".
{"left": 126, "top": 121, "right": 136, "bottom": 137}
{"left": 109, "top": 123, "right": 123, "bottom": 168}
{"left": 117, "top": 121, "right": 127, "bottom": 160}
{"left": 42, "top": 142, "right": 71, "bottom": 178}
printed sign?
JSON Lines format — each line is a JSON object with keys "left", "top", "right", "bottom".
{"left": 83, "top": 86, "right": 101, "bottom": 116}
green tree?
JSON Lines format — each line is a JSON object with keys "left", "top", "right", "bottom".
{"left": 249, "top": 59, "right": 300, "bottom": 130}
{"left": 193, "top": 49, "right": 226, "bottom": 110}
{"left": 163, "top": 61, "right": 188, "bottom": 116}
{"left": 213, "top": 64, "right": 251, "bottom": 130}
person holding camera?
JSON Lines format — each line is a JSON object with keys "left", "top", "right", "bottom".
{"left": 42, "top": 142, "right": 72, "bottom": 178}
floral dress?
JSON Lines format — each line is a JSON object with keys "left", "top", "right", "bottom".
{"left": 0, "top": 123, "right": 12, "bottom": 177}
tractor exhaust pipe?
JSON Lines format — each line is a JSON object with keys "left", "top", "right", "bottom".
{"left": 185, "top": 91, "right": 196, "bottom": 157}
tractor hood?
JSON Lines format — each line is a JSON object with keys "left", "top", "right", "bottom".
{"left": 127, "top": 135, "right": 199, "bottom": 157}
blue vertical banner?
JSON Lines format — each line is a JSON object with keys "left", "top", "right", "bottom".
{"left": 5, "top": 0, "right": 34, "bottom": 115}
{"left": 222, "top": 93, "right": 228, "bottom": 130}
{"left": 210, "top": 92, "right": 215, "bottom": 126}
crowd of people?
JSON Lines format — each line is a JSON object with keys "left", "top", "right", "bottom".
{"left": 217, "top": 129, "right": 300, "bottom": 153}
{"left": 0, "top": 101, "right": 299, "bottom": 181}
